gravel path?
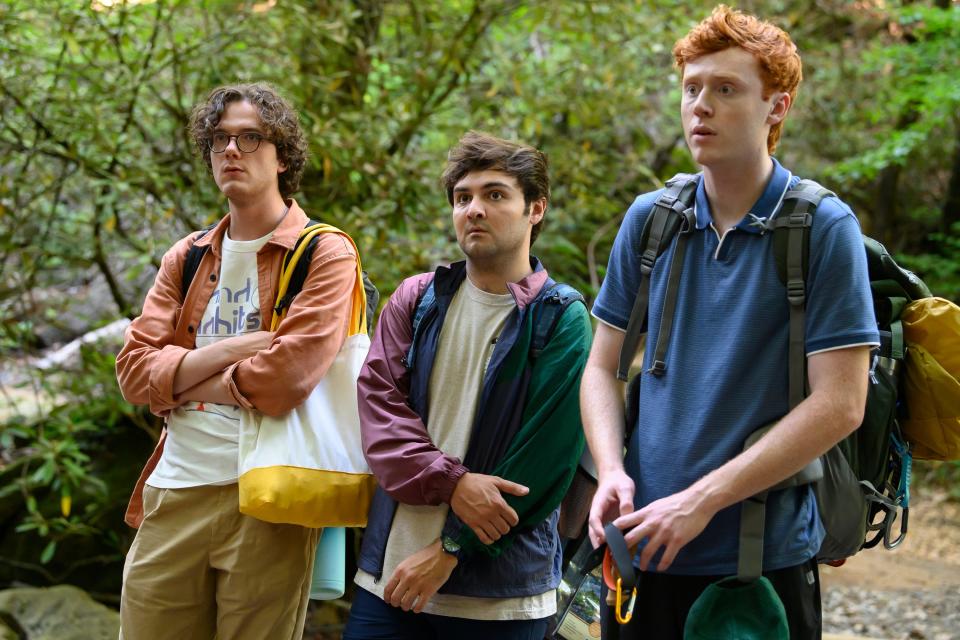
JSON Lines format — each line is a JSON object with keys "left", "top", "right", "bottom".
{"left": 822, "top": 487, "right": 960, "bottom": 640}
{"left": 824, "top": 585, "right": 960, "bottom": 639}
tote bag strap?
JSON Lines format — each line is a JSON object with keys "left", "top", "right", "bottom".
{"left": 270, "top": 223, "right": 368, "bottom": 335}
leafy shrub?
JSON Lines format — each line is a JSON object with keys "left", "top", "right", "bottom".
{"left": 0, "top": 344, "right": 158, "bottom": 590}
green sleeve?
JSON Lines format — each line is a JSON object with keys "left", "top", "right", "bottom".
{"left": 454, "top": 301, "right": 593, "bottom": 557}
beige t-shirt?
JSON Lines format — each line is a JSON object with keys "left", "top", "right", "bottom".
{"left": 147, "top": 230, "right": 271, "bottom": 488}
{"left": 355, "top": 278, "right": 556, "bottom": 620}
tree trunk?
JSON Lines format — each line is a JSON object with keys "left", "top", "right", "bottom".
{"left": 874, "top": 163, "right": 901, "bottom": 250}
{"left": 943, "top": 123, "right": 960, "bottom": 233}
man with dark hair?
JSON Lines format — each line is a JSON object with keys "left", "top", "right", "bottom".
{"left": 344, "top": 131, "right": 592, "bottom": 639}
{"left": 582, "top": 6, "right": 878, "bottom": 639}
{"left": 116, "top": 82, "right": 358, "bottom": 639}
{"left": 440, "top": 131, "right": 550, "bottom": 245}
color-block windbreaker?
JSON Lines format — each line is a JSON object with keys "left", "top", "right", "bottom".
{"left": 357, "top": 259, "right": 592, "bottom": 597}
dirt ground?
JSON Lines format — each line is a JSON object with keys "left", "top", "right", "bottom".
{"left": 821, "top": 486, "right": 960, "bottom": 590}
{"left": 821, "top": 486, "right": 960, "bottom": 640}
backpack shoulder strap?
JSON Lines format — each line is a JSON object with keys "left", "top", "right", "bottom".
{"left": 738, "top": 181, "right": 841, "bottom": 580}
{"left": 272, "top": 220, "right": 371, "bottom": 334}
{"left": 530, "top": 281, "right": 586, "bottom": 359}
{"left": 180, "top": 223, "right": 218, "bottom": 299}
{"left": 617, "top": 173, "right": 699, "bottom": 381}
{"left": 769, "top": 179, "right": 834, "bottom": 409}
{"left": 405, "top": 279, "right": 437, "bottom": 370}
{"left": 273, "top": 219, "right": 323, "bottom": 321}
{"left": 290, "top": 219, "right": 380, "bottom": 335}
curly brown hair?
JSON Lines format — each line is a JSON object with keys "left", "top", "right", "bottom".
{"left": 673, "top": 5, "right": 802, "bottom": 153}
{"left": 441, "top": 131, "right": 550, "bottom": 246}
{"left": 189, "top": 83, "right": 307, "bottom": 198}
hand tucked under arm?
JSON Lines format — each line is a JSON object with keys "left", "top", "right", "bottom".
{"left": 359, "top": 276, "right": 471, "bottom": 505}
{"left": 175, "top": 373, "right": 238, "bottom": 406}
{"left": 382, "top": 540, "right": 457, "bottom": 613}
{"left": 449, "top": 472, "right": 529, "bottom": 545}
{"left": 172, "top": 331, "right": 275, "bottom": 394}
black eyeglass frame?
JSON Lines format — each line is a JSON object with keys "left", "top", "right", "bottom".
{"left": 209, "top": 132, "right": 271, "bottom": 154}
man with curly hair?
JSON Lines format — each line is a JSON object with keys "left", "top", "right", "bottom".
{"left": 582, "top": 6, "right": 878, "bottom": 638}
{"left": 116, "top": 83, "right": 358, "bottom": 639}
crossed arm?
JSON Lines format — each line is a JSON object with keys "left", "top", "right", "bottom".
{"left": 581, "top": 321, "right": 870, "bottom": 571}
{"left": 171, "top": 331, "right": 273, "bottom": 405}
{"left": 116, "top": 233, "right": 357, "bottom": 416}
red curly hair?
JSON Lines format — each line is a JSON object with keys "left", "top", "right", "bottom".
{"left": 673, "top": 5, "right": 802, "bottom": 153}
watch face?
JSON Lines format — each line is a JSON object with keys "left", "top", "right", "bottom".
{"left": 442, "top": 536, "right": 461, "bottom": 554}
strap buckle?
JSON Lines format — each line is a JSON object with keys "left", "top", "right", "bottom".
{"left": 614, "top": 576, "right": 637, "bottom": 624}
{"left": 639, "top": 249, "right": 657, "bottom": 275}
{"left": 788, "top": 212, "right": 812, "bottom": 228}
{"left": 679, "top": 208, "right": 696, "bottom": 234}
{"left": 647, "top": 360, "right": 666, "bottom": 376}
{"left": 786, "top": 279, "right": 805, "bottom": 306}
{"left": 668, "top": 198, "right": 688, "bottom": 216}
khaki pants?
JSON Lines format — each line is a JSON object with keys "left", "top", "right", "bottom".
{"left": 120, "top": 484, "right": 320, "bottom": 640}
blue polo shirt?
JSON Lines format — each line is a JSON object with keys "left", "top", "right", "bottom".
{"left": 593, "top": 158, "right": 879, "bottom": 575}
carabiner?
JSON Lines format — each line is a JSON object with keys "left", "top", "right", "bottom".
{"left": 615, "top": 576, "right": 637, "bottom": 624}
{"left": 884, "top": 505, "right": 909, "bottom": 550}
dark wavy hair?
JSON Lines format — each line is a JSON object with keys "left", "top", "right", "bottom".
{"left": 441, "top": 131, "right": 550, "bottom": 246}
{"left": 189, "top": 83, "right": 307, "bottom": 198}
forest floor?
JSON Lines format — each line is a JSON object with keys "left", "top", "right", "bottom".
{"left": 821, "top": 486, "right": 960, "bottom": 640}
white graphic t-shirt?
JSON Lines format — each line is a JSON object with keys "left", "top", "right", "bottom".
{"left": 147, "top": 230, "right": 272, "bottom": 489}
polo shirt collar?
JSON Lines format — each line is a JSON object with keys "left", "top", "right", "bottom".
{"left": 693, "top": 157, "right": 793, "bottom": 235}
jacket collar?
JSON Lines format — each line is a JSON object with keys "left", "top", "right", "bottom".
{"left": 194, "top": 199, "right": 309, "bottom": 255}
{"left": 693, "top": 158, "right": 793, "bottom": 235}
{"left": 433, "top": 257, "right": 550, "bottom": 310}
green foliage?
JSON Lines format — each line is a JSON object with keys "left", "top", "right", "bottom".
{"left": 784, "top": 2, "right": 960, "bottom": 263}
{"left": 2, "top": 0, "right": 958, "bottom": 317}
{"left": 1, "top": 0, "right": 959, "bottom": 591}
{"left": 897, "top": 222, "right": 960, "bottom": 302}
{"left": 829, "top": 5, "right": 960, "bottom": 182}
{"left": 0, "top": 345, "right": 156, "bottom": 571}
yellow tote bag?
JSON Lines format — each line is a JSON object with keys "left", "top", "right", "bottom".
{"left": 901, "top": 296, "right": 960, "bottom": 461}
{"left": 238, "top": 224, "right": 376, "bottom": 527}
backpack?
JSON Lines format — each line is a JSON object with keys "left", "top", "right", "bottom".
{"left": 407, "top": 277, "right": 584, "bottom": 369}
{"left": 617, "top": 173, "right": 929, "bottom": 575}
{"left": 181, "top": 219, "right": 380, "bottom": 334}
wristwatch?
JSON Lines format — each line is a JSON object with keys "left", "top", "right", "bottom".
{"left": 440, "top": 535, "right": 461, "bottom": 559}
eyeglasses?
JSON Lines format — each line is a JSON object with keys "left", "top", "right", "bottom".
{"left": 209, "top": 132, "right": 270, "bottom": 154}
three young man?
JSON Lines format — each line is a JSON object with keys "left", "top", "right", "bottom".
{"left": 119, "top": 6, "right": 879, "bottom": 638}
{"left": 116, "top": 83, "right": 358, "bottom": 639}
{"left": 345, "top": 132, "right": 592, "bottom": 639}
{"left": 582, "top": 6, "right": 878, "bottom": 639}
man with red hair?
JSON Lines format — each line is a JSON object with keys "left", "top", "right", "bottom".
{"left": 581, "top": 6, "right": 878, "bottom": 638}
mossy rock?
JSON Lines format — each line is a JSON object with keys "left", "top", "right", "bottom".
{"left": 0, "top": 585, "right": 118, "bottom": 639}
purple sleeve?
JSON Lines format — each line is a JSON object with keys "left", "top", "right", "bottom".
{"left": 358, "top": 274, "right": 469, "bottom": 505}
